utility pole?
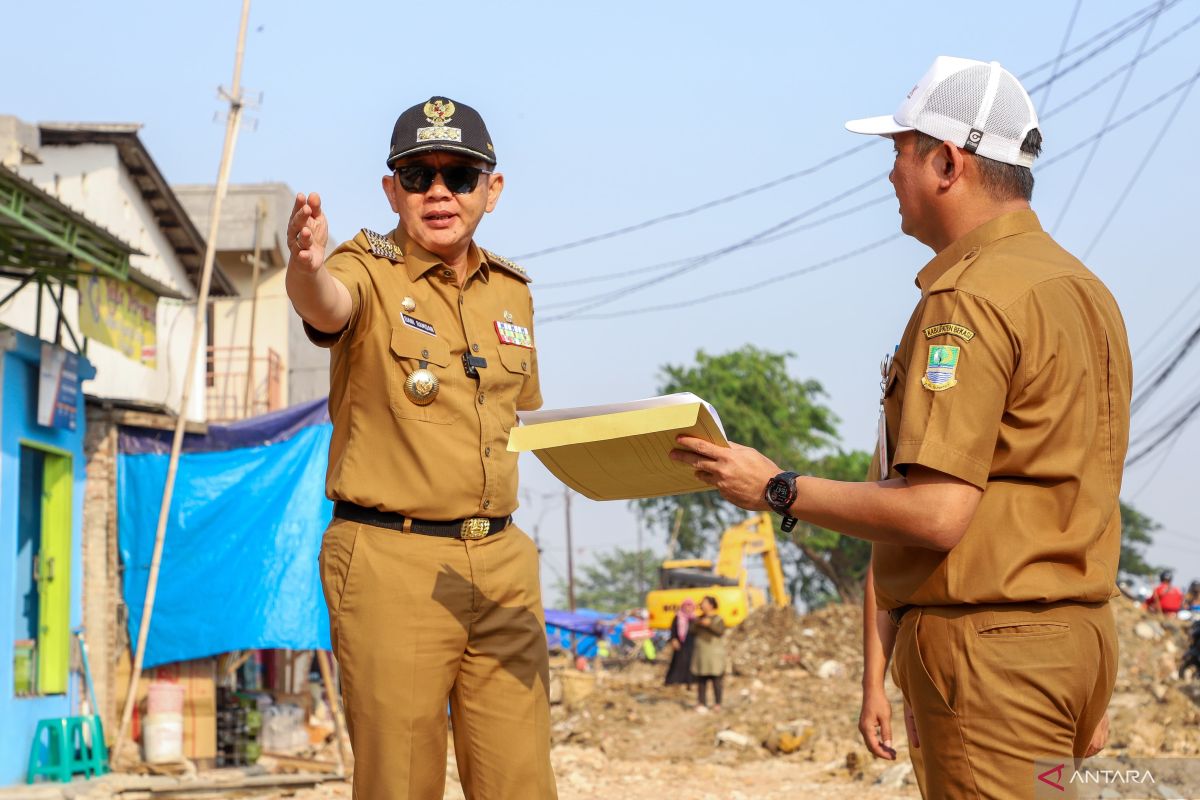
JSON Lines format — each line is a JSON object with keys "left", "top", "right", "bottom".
{"left": 636, "top": 515, "right": 644, "bottom": 600}
{"left": 666, "top": 507, "right": 684, "bottom": 560}
{"left": 113, "top": 0, "right": 254, "bottom": 766}
{"left": 564, "top": 487, "right": 576, "bottom": 612}
{"left": 242, "top": 199, "right": 266, "bottom": 417}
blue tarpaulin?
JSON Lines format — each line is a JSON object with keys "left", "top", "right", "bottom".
{"left": 544, "top": 608, "right": 619, "bottom": 657}
{"left": 118, "top": 399, "right": 333, "bottom": 667}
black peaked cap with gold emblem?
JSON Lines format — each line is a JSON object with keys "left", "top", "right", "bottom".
{"left": 387, "top": 96, "right": 497, "bottom": 169}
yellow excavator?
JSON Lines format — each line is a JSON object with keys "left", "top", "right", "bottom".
{"left": 645, "top": 512, "right": 790, "bottom": 630}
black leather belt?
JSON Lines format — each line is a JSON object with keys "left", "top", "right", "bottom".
{"left": 889, "top": 605, "right": 915, "bottom": 626}
{"left": 334, "top": 501, "right": 509, "bottom": 540}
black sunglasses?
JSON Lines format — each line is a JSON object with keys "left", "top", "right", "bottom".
{"left": 394, "top": 165, "right": 491, "bottom": 195}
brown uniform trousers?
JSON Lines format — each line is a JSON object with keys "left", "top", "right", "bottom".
{"left": 893, "top": 601, "right": 1117, "bottom": 800}
{"left": 320, "top": 517, "right": 555, "bottom": 800}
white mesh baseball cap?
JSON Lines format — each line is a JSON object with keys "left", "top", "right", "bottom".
{"left": 845, "top": 56, "right": 1040, "bottom": 168}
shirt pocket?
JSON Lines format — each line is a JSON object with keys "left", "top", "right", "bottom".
{"left": 389, "top": 326, "right": 455, "bottom": 424}
{"left": 496, "top": 343, "right": 533, "bottom": 380}
{"left": 493, "top": 344, "right": 533, "bottom": 428}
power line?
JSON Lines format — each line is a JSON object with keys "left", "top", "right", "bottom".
{"left": 1126, "top": 427, "right": 1183, "bottom": 499}
{"left": 1052, "top": 1, "right": 1164, "bottom": 234}
{"left": 1126, "top": 393, "right": 1200, "bottom": 467}
{"left": 532, "top": 7, "right": 1200, "bottom": 305}
{"left": 1131, "top": 320, "right": 1200, "bottom": 417}
{"left": 543, "top": 64, "right": 1200, "bottom": 324}
{"left": 1037, "top": 68, "right": 1200, "bottom": 171}
{"left": 513, "top": 142, "right": 876, "bottom": 261}
{"left": 1083, "top": 60, "right": 1200, "bottom": 259}
{"left": 1133, "top": 279, "right": 1200, "bottom": 361}
{"left": 1020, "top": 0, "right": 1173, "bottom": 80}
{"left": 540, "top": 170, "right": 888, "bottom": 318}
{"left": 535, "top": 193, "right": 894, "bottom": 291}
{"left": 1040, "top": 0, "right": 1084, "bottom": 109}
{"left": 515, "top": 1, "right": 1179, "bottom": 265}
{"left": 1025, "top": 0, "right": 1183, "bottom": 94}
{"left": 564, "top": 233, "right": 903, "bottom": 321}
{"left": 1041, "top": 11, "right": 1200, "bottom": 122}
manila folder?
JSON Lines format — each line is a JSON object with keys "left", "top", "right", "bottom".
{"left": 507, "top": 394, "right": 728, "bottom": 501}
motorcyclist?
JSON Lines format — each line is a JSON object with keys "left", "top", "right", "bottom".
{"left": 1145, "top": 570, "right": 1184, "bottom": 616}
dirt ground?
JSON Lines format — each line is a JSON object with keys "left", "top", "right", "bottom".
{"left": 15, "top": 597, "right": 1193, "bottom": 800}
{"left": 281, "top": 596, "right": 1197, "bottom": 799}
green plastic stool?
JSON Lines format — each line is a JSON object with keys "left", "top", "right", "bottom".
{"left": 69, "top": 715, "right": 109, "bottom": 778}
{"left": 26, "top": 715, "right": 109, "bottom": 784}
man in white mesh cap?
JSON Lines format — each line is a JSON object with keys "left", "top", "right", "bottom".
{"left": 669, "top": 56, "right": 1132, "bottom": 798}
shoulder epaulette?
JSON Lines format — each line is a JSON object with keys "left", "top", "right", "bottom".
{"left": 484, "top": 249, "right": 532, "bottom": 283}
{"left": 362, "top": 228, "right": 403, "bottom": 262}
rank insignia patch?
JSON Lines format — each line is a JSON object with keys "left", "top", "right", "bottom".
{"left": 362, "top": 228, "right": 402, "bottom": 261}
{"left": 921, "top": 345, "right": 960, "bottom": 391}
{"left": 484, "top": 249, "right": 532, "bottom": 282}
{"left": 495, "top": 320, "right": 533, "bottom": 348}
{"left": 923, "top": 323, "right": 976, "bottom": 342}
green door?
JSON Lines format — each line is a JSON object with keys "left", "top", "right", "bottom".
{"left": 36, "top": 450, "right": 72, "bottom": 694}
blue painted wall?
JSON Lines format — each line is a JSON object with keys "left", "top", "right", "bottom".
{"left": 0, "top": 330, "right": 94, "bottom": 785}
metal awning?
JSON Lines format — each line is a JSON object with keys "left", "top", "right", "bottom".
{"left": 0, "top": 163, "right": 138, "bottom": 282}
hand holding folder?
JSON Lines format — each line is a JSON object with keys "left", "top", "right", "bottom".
{"left": 506, "top": 393, "right": 728, "bottom": 501}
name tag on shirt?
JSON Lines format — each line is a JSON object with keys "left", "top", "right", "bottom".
{"left": 402, "top": 314, "right": 436, "bottom": 337}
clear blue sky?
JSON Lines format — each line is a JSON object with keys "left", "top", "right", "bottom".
{"left": 10, "top": 0, "right": 1200, "bottom": 602}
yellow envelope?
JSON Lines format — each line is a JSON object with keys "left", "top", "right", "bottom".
{"left": 507, "top": 394, "right": 728, "bottom": 501}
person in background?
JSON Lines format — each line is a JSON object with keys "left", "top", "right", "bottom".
{"left": 1185, "top": 580, "right": 1200, "bottom": 612}
{"left": 691, "top": 596, "right": 727, "bottom": 712}
{"left": 1145, "top": 570, "right": 1183, "bottom": 616}
{"left": 664, "top": 598, "right": 697, "bottom": 688}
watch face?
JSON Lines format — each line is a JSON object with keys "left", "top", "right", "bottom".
{"left": 768, "top": 479, "right": 789, "bottom": 504}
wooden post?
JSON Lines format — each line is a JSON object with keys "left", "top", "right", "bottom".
{"left": 112, "top": 0, "right": 254, "bottom": 766}
{"left": 243, "top": 199, "right": 266, "bottom": 417}
{"left": 316, "top": 650, "right": 350, "bottom": 777}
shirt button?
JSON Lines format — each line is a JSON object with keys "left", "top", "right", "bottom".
{"left": 521, "top": 360, "right": 527, "bottom": 370}
{"left": 478, "top": 392, "right": 485, "bottom": 404}
{"left": 421, "top": 349, "right": 430, "bottom": 359}
{"left": 484, "top": 447, "right": 491, "bottom": 457}
{"left": 471, "top": 344, "right": 480, "bottom": 353}
{"left": 482, "top": 500, "right": 491, "bottom": 510}
{"left": 442, "top": 269, "right": 453, "bottom": 278}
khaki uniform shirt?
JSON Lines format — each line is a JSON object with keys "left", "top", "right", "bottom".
{"left": 871, "top": 210, "right": 1132, "bottom": 609}
{"left": 306, "top": 227, "right": 542, "bottom": 520}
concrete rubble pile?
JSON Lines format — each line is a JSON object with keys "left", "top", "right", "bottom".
{"left": 544, "top": 596, "right": 1200, "bottom": 793}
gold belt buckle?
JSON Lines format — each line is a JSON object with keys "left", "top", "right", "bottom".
{"left": 460, "top": 518, "right": 490, "bottom": 540}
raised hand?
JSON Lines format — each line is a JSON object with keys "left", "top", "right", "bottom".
{"left": 288, "top": 192, "right": 329, "bottom": 273}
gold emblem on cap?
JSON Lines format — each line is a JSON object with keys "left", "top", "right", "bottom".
{"left": 424, "top": 99, "right": 456, "bottom": 126}
{"left": 503, "top": 310, "right": 514, "bottom": 323}
{"left": 405, "top": 368, "right": 440, "bottom": 406}
{"left": 418, "top": 99, "right": 463, "bottom": 143}
{"left": 402, "top": 296, "right": 417, "bottom": 313}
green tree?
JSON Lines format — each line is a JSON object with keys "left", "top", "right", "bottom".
{"left": 558, "top": 547, "right": 659, "bottom": 612}
{"left": 780, "top": 449, "right": 874, "bottom": 604}
{"left": 1119, "top": 500, "right": 1160, "bottom": 576}
{"left": 635, "top": 346, "right": 872, "bottom": 608}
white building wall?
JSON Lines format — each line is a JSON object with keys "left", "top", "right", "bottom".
{"left": 0, "top": 143, "right": 207, "bottom": 421}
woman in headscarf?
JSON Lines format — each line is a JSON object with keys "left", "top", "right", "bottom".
{"left": 691, "top": 595, "right": 727, "bottom": 712}
{"left": 664, "top": 598, "right": 697, "bottom": 687}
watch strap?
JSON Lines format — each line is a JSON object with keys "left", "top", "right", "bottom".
{"left": 765, "top": 471, "right": 801, "bottom": 516}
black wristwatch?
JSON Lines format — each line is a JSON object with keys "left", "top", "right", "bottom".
{"left": 764, "top": 471, "right": 801, "bottom": 532}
